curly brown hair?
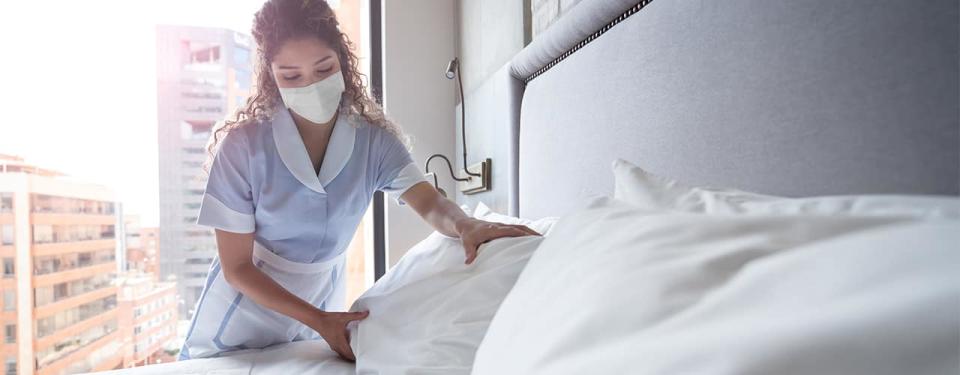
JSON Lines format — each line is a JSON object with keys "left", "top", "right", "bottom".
{"left": 205, "top": 0, "right": 403, "bottom": 172}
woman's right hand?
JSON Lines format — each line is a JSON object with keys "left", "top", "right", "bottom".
{"left": 309, "top": 310, "right": 369, "bottom": 361}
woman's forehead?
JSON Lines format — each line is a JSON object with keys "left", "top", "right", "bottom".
{"left": 272, "top": 37, "right": 337, "bottom": 66}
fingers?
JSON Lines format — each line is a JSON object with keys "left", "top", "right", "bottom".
{"left": 496, "top": 226, "right": 533, "bottom": 238}
{"left": 515, "top": 225, "right": 542, "bottom": 236}
{"left": 464, "top": 243, "right": 479, "bottom": 265}
{"left": 462, "top": 225, "right": 541, "bottom": 265}
{"left": 322, "top": 323, "right": 355, "bottom": 361}
{"left": 340, "top": 310, "right": 369, "bottom": 322}
{"left": 323, "top": 311, "right": 368, "bottom": 361}
{"left": 332, "top": 337, "right": 356, "bottom": 361}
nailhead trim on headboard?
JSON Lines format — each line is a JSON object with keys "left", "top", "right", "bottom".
{"left": 524, "top": 0, "right": 653, "bottom": 84}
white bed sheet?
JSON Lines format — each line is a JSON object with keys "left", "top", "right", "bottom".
{"left": 88, "top": 340, "right": 353, "bottom": 375}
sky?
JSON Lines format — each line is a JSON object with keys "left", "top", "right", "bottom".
{"left": 0, "top": 0, "right": 273, "bottom": 226}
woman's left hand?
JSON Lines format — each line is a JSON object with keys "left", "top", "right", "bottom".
{"left": 455, "top": 218, "right": 541, "bottom": 264}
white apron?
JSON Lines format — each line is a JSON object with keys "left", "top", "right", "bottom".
{"left": 179, "top": 242, "right": 347, "bottom": 360}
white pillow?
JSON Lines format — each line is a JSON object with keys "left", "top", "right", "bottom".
{"left": 472, "top": 197, "right": 959, "bottom": 374}
{"left": 347, "top": 209, "right": 554, "bottom": 374}
{"left": 613, "top": 158, "right": 960, "bottom": 218}
{"left": 472, "top": 201, "right": 558, "bottom": 234}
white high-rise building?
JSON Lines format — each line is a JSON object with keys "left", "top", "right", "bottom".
{"left": 155, "top": 25, "right": 254, "bottom": 318}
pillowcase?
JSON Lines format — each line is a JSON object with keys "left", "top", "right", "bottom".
{"left": 472, "top": 196, "right": 959, "bottom": 374}
{"left": 347, "top": 205, "right": 554, "bottom": 374}
{"left": 472, "top": 201, "right": 558, "bottom": 233}
{"left": 612, "top": 158, "right": 960, "bottom": 218}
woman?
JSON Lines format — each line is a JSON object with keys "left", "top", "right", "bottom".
{"left": 178, "top": 0, "right": 538, "bottom": 362}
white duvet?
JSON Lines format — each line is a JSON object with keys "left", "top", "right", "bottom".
{"left": 473, "top": 197, "right": 960, "bottom": 374}
{"left": 348, "top": 208, "right": 555, "bottom": 374}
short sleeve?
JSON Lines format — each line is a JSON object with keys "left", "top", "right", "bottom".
{"left": 375, "top": 131, "right": 427, "bottom": 205}
{"left": 196, "top": 130, "right": 256, "bottom": 233}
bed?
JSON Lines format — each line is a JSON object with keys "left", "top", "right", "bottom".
{"left": 93, "top": 340, "right": 353, "bottom": 375}
{"left": 459, "top": 0, "right": 959, "bottom": 217}
{"left": 454, "top": 0, "right": 958, "bottom": 373}
{"left": 93, "top": 0, "right": 959, "bottom": 374}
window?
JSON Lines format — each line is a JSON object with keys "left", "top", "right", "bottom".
{"left": 181, "top": 91, "right": 223, "bottom": 99}
{"left": 183, "top": 105, "right": 223, "bottom": 114}
{"left": 4, "top": 357, "right": 14, "bottom": 375}
{"left": 191, "top": 45, "right": 220, "bottom": 64}
{"left": 2, "top": 291, "right": 13, "bottom": 311}
{"left": 35, "top": 274, "right": 113, "bottom": 307}
{"left": 53, "top": 283, "right": 69, "bottom": 301}
{"left": 29, "top": 194, "right": 114, "bottom": 215}
{"left": 34, "top": 249, "right": 113, "bottom": 276}
{"left": 184, "top": 230, "right": 212, "bottom": 238}
{"left": 32, "top": 224, "right": 115, "bottom": 244}
{"left": 180, "top": 120, "right": 215, "bottom": 140}
{"left": 182, "top": 40, "right": 222, "bottom": 66}
{"left": 2, "top": 259, "right": 12, "bottom": 277}
{"left": 235, "top": 72, "right": 252, "bottom": 91}
{"left": 233, "top": 47, "right": 251, "bottom": 68}
{"left": 35, "top": 295, "right": 117, "bottom": 338}
{"left": 3, "top": 325, "right": 13, "bottom": 344}
{"left": 0, "top": 193, "right": 11, "bottom": 213}
{"left": 1, "top": 225, "right": 12, "bottom": 245}
{"left": 100, "top": 225, "right": 115, "bottom": 239}
{"left": 35, "top": 318, "right": 118, "bottom": 367}
{"left": 31, "top": 225, "right": 52, "bottom": 244}
{"left": 183, "top": 175, "right": 204, "bottom": 184}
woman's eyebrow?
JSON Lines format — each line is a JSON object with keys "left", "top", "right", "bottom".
{"left": 277, "top": 56, "right": 333, "bottom": 70}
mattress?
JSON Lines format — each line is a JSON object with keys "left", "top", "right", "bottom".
{"left": 88, "top": 340, "right": 354, "bottom": 375}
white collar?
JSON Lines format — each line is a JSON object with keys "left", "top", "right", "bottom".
{"left": 271, "top": 105, "right": 356, "bottom": 194}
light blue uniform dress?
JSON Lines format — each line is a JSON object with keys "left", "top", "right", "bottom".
{"left": 179, "top": 105, "right": 425, "bottom": 360}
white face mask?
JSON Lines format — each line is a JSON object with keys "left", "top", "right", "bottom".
{"left": 278, "top": 70, "right": 345, "bottom": 124}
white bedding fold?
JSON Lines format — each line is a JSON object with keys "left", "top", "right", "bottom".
{"left": 473, "top": 197, "right": 960, "bottom": 374}
{"left": 90, "top": 340, "right": 354, "bottom": 375}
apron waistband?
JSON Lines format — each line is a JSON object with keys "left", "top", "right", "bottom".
{"left": 252, "top": 241, "right": 345, "bottom": 274}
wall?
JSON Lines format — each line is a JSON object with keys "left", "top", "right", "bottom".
{"left": 456, "top": 0, "right": 531, "bottom": 94}
{"left": 381, "top": 0, "right": 458, "bottom": 265}
{"left": 449, "top": 0, "right": 531, "bottom": 216}
{"left": 531, "top": 0, "right": 586, "bottom": 38}
{"left": 381, "top": 0, "right": 539, "bottom": 263}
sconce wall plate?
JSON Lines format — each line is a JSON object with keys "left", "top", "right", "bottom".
{"left": 458, "top": 158, "right": 491, "bottom": 195}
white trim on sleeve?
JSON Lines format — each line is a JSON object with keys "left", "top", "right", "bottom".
{"left": 196, "top": 193, "right": 256, "bottom": 233}
{"left": 382, "top": 162, "right": 428, "bottom": 205}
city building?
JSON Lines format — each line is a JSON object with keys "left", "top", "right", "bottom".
{"left": 137, "top": 228, "right": 160, "bottom": 281}
{"left": 121, "top": 217, "right": 160, "bottom": 281}
{"left": 116, "top": 273, "right": 178, "bottom": 369}
{"left": 0, "top": 154, "right": 123, "bottom": 375}
{"left": 155, "top": 25, "right": 255, "bottom": 318}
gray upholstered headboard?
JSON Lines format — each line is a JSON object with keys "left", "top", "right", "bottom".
{"left": 459, "top": 0, "right": 959, "bottom": 219}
